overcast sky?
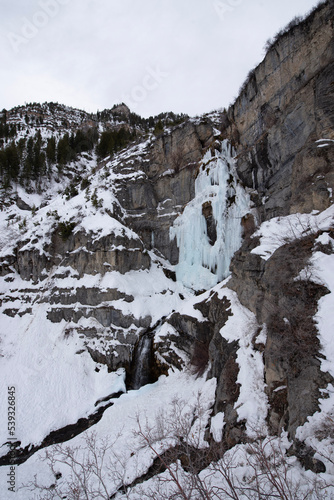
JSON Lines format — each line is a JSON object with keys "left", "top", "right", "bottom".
{"left": 1, "top": 0, "right": 322, "bottom": 117}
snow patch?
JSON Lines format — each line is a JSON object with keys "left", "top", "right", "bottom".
{"left": 219, "top": 288, "right": 268, "bottom": 436}
{"left": 252, "top": 205, "right": 334, "bottom": 260}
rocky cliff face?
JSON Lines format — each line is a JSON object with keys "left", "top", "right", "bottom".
{"left": 223, "top": 0, "right": 334, "bottom": 221}
{"left": 108, "top": 120, "right": 215, "bottom": 264}
{"left": 0, "top": 0, "right": 333, "bottom": 478}
{"left": 221, "top": 0, "right": 334, "bottom": 438}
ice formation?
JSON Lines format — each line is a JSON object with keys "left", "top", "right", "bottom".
{"left": 170, "top": 140, "right": 250, "bottom": 290}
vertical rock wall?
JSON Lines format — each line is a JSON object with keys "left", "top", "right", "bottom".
{"left": 222, "top": 1, "right": 334, "bottom": 221}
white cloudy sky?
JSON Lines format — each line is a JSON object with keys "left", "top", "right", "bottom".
{"left": 1, "top": 0, "right": 322, "bottom": 117}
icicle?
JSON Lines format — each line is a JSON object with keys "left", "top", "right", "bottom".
{"left": 170, "top": 140, "right": 250, "bottom": 290}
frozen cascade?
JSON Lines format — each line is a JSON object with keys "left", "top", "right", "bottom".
{"left": 170, "top": 140, "right": 251, "bottom": 290}
{"left": 130, "top": 335, "right": 153, "bottom": 390}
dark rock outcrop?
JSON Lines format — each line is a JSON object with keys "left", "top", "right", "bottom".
{"left": 228, "top": 231, "right": 333, "bottom": 437}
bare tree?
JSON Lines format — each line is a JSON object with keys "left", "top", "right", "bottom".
{"left": 21, "top": 431, "right": 127, "bottom": 500}
{"left": 21, "top": 397, "right": 334, "bottom": 500}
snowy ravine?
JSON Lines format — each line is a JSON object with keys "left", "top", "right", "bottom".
{"left": 170, "top": 140, "right": 251, "bottom": 290}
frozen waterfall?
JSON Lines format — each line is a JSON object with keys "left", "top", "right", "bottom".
{"left": 170, "top": 140, "right": 251, "bottom": 290}
{"left": 130, "top": 334, "right": 153, "bottom": 390}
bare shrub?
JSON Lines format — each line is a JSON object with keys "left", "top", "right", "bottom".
{"left": 238, "top": 68, "right": 257, "bottom": 97}
{"left": 21, "top": 431, "right": 125, "bottom": 500}
{"left": 244, "top": 436, "right": 328, "bottom": 500}
{"left": 21, "top": 398, "right": 334, "bottom": 499}
{"left": 133, "top": 423, "right": 330, "bottom": 500}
